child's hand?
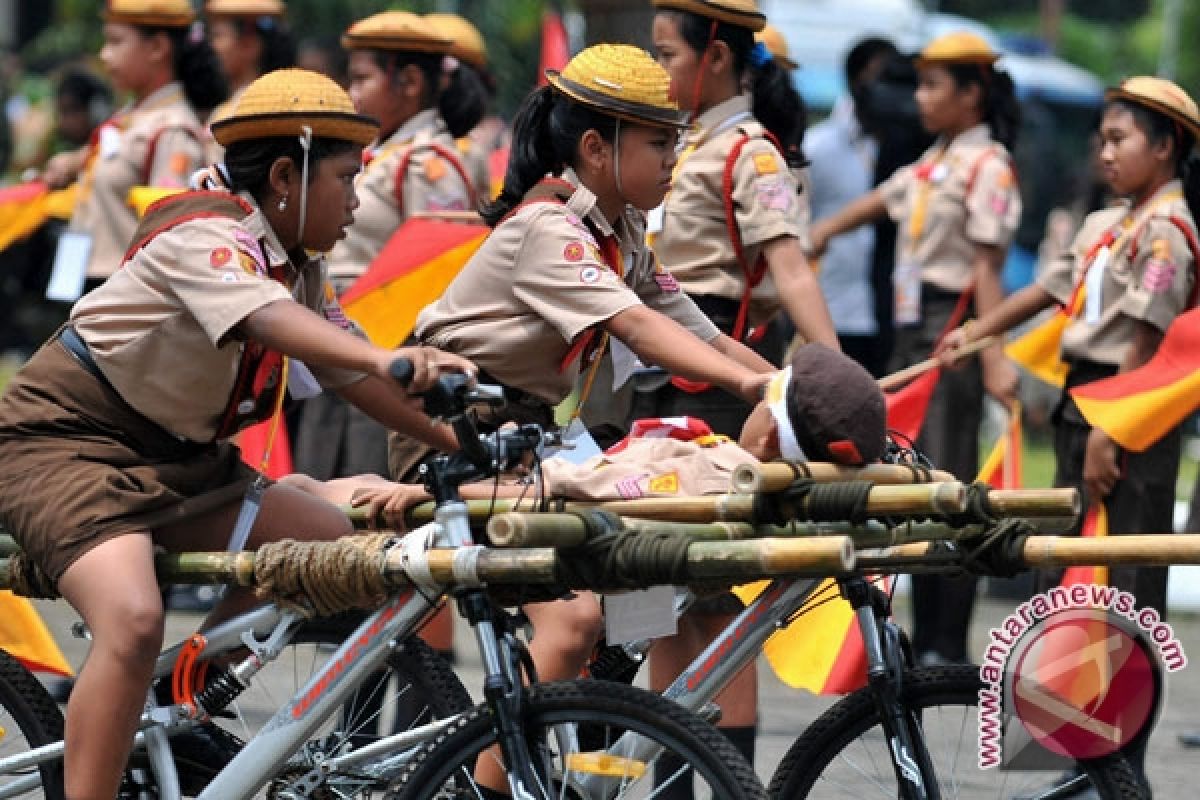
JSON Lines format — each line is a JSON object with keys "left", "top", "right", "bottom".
{"left": 351, "top": 483, "right": 432, "bottom": 530}
{"left": 1083, "top": 428, "right": 1120, "bottom": 501}
{"left": 379, "top": 346, "right": 476, "bottom": 393}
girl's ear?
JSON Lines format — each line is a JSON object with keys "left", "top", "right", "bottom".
{"left": 578, "top": 128, "right": 611, "bottom": 176}
{"left": 707, "top": 39, "right": 733, "bottom": 76}
{"left": 398, "top": 63, "right": 424, "bottom": 101}
{"left": 959, "top": 80, "right": 984, "bottom": 113}
{"left": 145, "top": 30, "right": 173, "bottom": 68}
{"left": 267, "top": 156, "right": 297, "bottom": 203}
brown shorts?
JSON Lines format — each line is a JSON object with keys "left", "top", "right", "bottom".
{"left": 0, "top": 339, "right": 255, "bottom": 586}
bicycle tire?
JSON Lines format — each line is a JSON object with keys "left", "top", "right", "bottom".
{"left": 388, "top": 679, "right": 767, "bottom": 800}
{"left": 0, "top": 647, "right": 67, "bottom": 800}
{"left": 767, "top": 664, "right": 1145, "bottom": 800}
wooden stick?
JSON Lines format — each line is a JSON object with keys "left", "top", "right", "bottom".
{"left": 877, "top": 335, "right": 995, "bottom": 392}
{"left": 731, "top": 461, "right": 956, "bottom": 494}
{"left": 410, "top": 209, "right": 484, "bottom": 223}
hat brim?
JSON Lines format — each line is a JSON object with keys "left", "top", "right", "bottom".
{"left": 104, "top": 10, "right": 195, "bottom": 27}
{"left": 914, "top": 52, "right": 999, "bottom": 69}
{"left": 1105, "top": 87, "right": 1200, "bottom": 146}
{"left": 212, "top": 110, "right": 380, "bottom": 147}
{"left": 340, "top": 32, "right": 451, "bottom": 54}
{"left": 652, "top": 0, "right": 766, "bottom": 32}
{"left": 546, "top": 71, "right": 690, "bottom": 130}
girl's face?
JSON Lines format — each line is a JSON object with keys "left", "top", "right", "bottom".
{"left": 210, "top": 18, "right": 260, "bottom": 86}
{"left": 615, "top": 122, "right": 679, "bottom": 211}
{"left": 652, "top": 13, "right": 702, "bottom": 113}
{"left": 347, "top": 51, "right": 411, "bottom": 136}
{"left": 100, "top": 23, "right": 161, "bottom": 96}
{"left": 1098, "top": 106, "right": 1172, "bottom": 198}
{"left": 914, "top": 64, "right": 977, "bottom": 135}
{"left": 298, "top": 149, "right": 363, "bottom": 252}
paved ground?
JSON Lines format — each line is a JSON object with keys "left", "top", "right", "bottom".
{"left": 31, "top": 584, "right": 1200, "bottom": 797}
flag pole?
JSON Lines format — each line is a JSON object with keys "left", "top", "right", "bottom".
{"left": 878, "top": 335, "right": 995, "bottom": 392}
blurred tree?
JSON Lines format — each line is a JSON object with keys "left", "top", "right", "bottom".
{"left": 942, "top": 0, "right": 1149, "bottom": 24}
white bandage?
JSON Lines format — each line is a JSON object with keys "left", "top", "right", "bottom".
{"left": 765, "top": 366, "right": 806, "bottom": 462}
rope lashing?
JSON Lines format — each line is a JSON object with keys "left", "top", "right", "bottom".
{"left": 754, "top": 480, "right": 875, "bottom": 525}
{"left": 956, "top": 518, "right": 1033, "bottom": 578}
{"left": 252, "top": 532, "right": 394, "bottom": 616}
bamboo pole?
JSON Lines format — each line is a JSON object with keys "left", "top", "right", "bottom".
{"left": 731, "top": 461, "right": 956, "bottom": 494}
{"left": 985, "top": 488, "right": 1080, "bottom": 518}
{"left": 855, "top": 534, "right": 1200, "bottom": 572}
{"left": 877, "top": 336, "right": 995, "bottom": 392}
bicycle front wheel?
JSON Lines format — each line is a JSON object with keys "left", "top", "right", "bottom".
{"left": 768, "top": 665, "right": 1145, "bottom": 800}
{"left": 0, "top": 648, "right": 66, "bottom": 800}
{"left": 389, "top": 679, "right": 766, "bottom": 800}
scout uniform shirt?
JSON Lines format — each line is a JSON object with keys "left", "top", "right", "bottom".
{"left": 328, "top": 108, "right": 472, "bottom": 286}
{"left": 1037, "top": 180, "right": 1196, "bottom": 367}
{"left": 69, "top": 192, "right": 364, "bottom": 443}
{"left": 652, "top": 94, "right": 808, "bottom": 328}
{"left": 415, "top": 169, "right": 720, "bottom": 406}
{"left": 68, "top": 81, "right": 205, "bottom": 279}
{"left": 878, "top": 123, "right": 1021, "bottom": 321}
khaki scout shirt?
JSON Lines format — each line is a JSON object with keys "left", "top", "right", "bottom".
{"left": 70, "top": 192, "right": 365, "bottom": 442}
{"left": 1037, "top": 181, "right": 1196, "bottom": 366}
{"left": 69, "top": 82, "right": 206, "bottom": 279}
{"left": 415, "top": 169, "right": 719, "bottom": 405}
{"left": 328, "top": 109, "right": 473, "bottom": 285}
{"left": 653, "top": 94, "right": 808, "bottom": 326}
{"left": 879, "top": 123, "right": 1021, "bottom": 293}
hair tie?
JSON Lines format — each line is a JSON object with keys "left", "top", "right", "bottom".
{"left": 749, "top": 41, "right": 773, "bottom": 69}
{"left": 188, "top": 20, "right": 206, "bottom": 45}
{"left": 255, "top": 15, "right": 277, "bottom": 33}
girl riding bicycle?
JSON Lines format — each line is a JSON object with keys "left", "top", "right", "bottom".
{"left": 0, "top": 68, "right": 471, "bottom": 800}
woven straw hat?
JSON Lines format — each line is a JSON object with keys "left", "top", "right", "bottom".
{"left": 425, "top": 13, "right": 487, "bottom": 69}
{"left": 1106, "top": 76, "right": 1200, "bottom": 145}
{"left": 915, "top": 31, "right": 1000, "bottom": 68}
{"left": 755, "top": 24, "right": 796, "bottom": 71}
{"left": 104, "top": 0, "right": 195, "bottom": 27}
{"left": 341, "top": 11, "right": 452, "bottom": 55}
{"left": 651, "top": 0, "right": 766, "bottom": 32}
{"left": 205, "top": 0, "right": 285, "bottom": 18}
{"left": 210, "top": 68, "right": 379, "bottom": 147}
{"left": 546, "top": 44, "right": 689, "bottom": 130}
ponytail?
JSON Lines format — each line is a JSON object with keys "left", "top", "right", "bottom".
{"left": 947, "top": 62, "right": 1020, "bottom": 150}
{"left": 161, "top": 26, "right": 229, "bottom": 115}
{"left": 481, "top": 85, "right": 616, "bottom": 226}
{"left": 440, "top": 63, "right": 489, "bottom": 138}
{"left": 249, "top": 16, "right": 296, "bottom": 75}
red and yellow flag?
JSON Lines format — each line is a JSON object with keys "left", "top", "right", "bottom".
{"left": 1004, "top": 311, "right": 1070, "bottom": 388}
{"left": 0, "top": 591, "right": 73, "bottom": 677}
{"left": 1060, "top": 504, "right": 1108, "bottom": 587}
{"left": 0, "top": 181, "right": 78, "bottom": 253}
{"left": 341, "top": 218, "right": 489, "bottom": 348}
{"left": 1069, "top": 308, "right": 1200, "bottom": 451}
{"left": 978, "top": 403, "right": 1023, "bottom": 489}
{"left": 884, "top": 367, "right": 940, "bottom": 442}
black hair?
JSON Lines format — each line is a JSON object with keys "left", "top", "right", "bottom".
{"left": 297, "top": 35, "right": 348, "bottom": 86}
{"left": 370, "top": 50, "right": 444, "bottom": 114}
{"left": 482, "top": 85, "right": 617, "bottom": 226}
{"left": 56, "top": 66, "right": 113, "bottom": 123}
{"left": 223, "top": 135, "right": 360, "bottom": 205}
{"left": 844, "top": 37, "right": 898, "bottom": 87}
{"left": 1107, "top": 97, "right": 1200, "bottom": 226}
{"left": 664, "top": 10, "right": 806, "bottom": 168}
{"left": 440, "top": 63, "right": 489, "bottom": 138}
{"left": 147, "top": 25, "right": 230, "bottom": 114}
{"left": 240, "top": 15, "right": 297, "bottom": 75}
{"left": 944, "top": 62, "right": 1020, "bottom": 151}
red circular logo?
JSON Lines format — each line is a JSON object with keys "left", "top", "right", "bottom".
{"left": 1010, "top": 609, "right": 1157, "bottom": 759}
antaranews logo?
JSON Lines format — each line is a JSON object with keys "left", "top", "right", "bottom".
{"left": 978, "top": 584, "right": 1186, "bottom": 770}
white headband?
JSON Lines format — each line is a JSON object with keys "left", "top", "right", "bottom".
{"left": 765, "top": 366, "right": 806, "bottom": 462}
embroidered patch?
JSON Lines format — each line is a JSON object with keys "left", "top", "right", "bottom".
{"left": 579, "top": 265, "right": 602, "bottom": 284}
{"left": 753, "top": 152, "right": 779, "bottom": 175}
{"left": 995, "top": 168, "right": 1014, "bottom": 189}
{"left": 324, "top": 282, "right": 337, "bottom": 303}
{"left": 1142, "top": 257, "right": 1178, "bottom": 294}
{"left": 233, "top": 230, "right": 266, "bottom": 275}
{"left": 647, "top": 471, "right": 680, "bottom": 494}
{"left": 615, "top": 473, "right": 649, "bottom": 499}
{"left": 564, "top": 241, "right": 585, "bottom": 262}
{"left": 654, "top": 270, "right": 680, "bottom": 292}
{"left": 989, "top": 190, "right": 1010, "bottom": 215}
{"left": 220, "top": 272, "right": 239, "bottom": 283}
{"left": 756, "top": 178, "right": 793, "bottom": 212}
{"left": 169, "top": 152, "right": 191, "bottom": 177}
{"left": 424, "top": 156, "right": 447, "bottom": 182}
{"left": 324, "top": 285, "right": 352, "bottom": 328}
{"left": 210, "top": 247, "right": 233, "bottom": 268}
{"left": 566, "top": 214, "right": 599, "bottom": 246}
{"left": 427, "top": 196, "right": 467, "bottom": 212}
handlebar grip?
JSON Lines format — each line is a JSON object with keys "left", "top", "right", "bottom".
{"left": 389, "top": 358, "right": 415, "bottom": 387}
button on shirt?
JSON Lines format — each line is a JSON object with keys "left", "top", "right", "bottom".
{"left": 416, "top": 169, "right": 719, "bottom": 405}
{"left": 70, "top": 193, "right": 365, "bottom": 442}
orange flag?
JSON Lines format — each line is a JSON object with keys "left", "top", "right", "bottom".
{"left": 341, "top": 218, "right": 489, "bottom": 349}
{"left": 1060, "top": 504, "right": 1109, "bottom": 587}
{"left": 0, "top": 591, "right": 73, "bottom": 677}
{"left": 884, "top": 367, "right": 939, "bottom": 441}
{"left": 235, "top": 414, "right": 293, "bottom": 480}
{"left": 977, "top": 403, "right": 1023, "bottom": 489}
{"left": 1004, "top": 311, "right": 1070, "bottom": 389}
{"left": 1070, "top": 307, "right": 1200, "bottom": 451}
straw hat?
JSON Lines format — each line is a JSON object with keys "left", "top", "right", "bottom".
{"left": 341, "top": 11, "right": 452, "bottom": 55}
{"left": 204, "top": 0, "right": 286, "bottom": 18}
{"left": 651, "top": 0, "right": 766, "bottom": 33}
{"left": 915, "top": 31, "right": 1000, "bottom": 68}
{"left": 210, "top": 68, "right": 379, "bottom": 147}
{"left": 104, "top": 0, "right": 195, "bottom": 27}
{"left": 425, "top": 13, "right": 487, "bottom": 69}
{"left": 546, "top": 44, "right": 689, "bottom": 130}
{"left": 1106, "top": 76, "right": 1200, "bottom": 145}
{"left": 755, "top": 24, "right": 796, "bottom": 71}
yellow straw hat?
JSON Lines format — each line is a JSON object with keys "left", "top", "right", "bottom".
{"left": 341, "top": 11, "right": 452, "bottom": 55}
{"left": 546, "top": 44, "right": 689, "bottom": 130}
{"left": 104, "top": 0, "right": 196, "bottom": 28}
{"left": 210, "top": 68, "right": 379, "bottom": 147}
{"left": 915, "top": 31, "right": 1000, "bottom": 68}
{"left": 1106, "top": 76, "right": 1200, "bottom": 145}
{"left": 651, "top": 0, "right": 766, "bottom": 33}
{"left": 204, "top": 0, "right": 286, "bottom": 18}
{"left": 425, "top": 13, "right": 488, "bottom": 70}
{"left": 755, "top": 24, "right": 796, "bottom": 71}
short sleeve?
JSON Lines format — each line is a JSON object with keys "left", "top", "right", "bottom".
{"left": 729, "top": 138, "right": 803, "bottom": 248}
{"left": 1117, "top": 216, "right": 1195, "bottom": 332}
{"left": 964, "top": 155, "right": 1021, "bottom": 246}
{"left": 511, "top": 209, "right": 643, "bottom": 343}
{"left": 878, "top": 163, "right": 915, "bottom": 223}
{"left": 145, "top": 219, "right": 294, "bottom": 346}
{"left": 145, "top": 127, "right": 204, "bottom": 189}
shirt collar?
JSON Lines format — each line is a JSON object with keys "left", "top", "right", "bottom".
{"left": 379, "top": 108, "right": 445, "bottom": 149}
{"left": 689, "top": 94, "right": 752, "bottom": 145}
{"left": 237, "top": 191, "right": 316, "bottom": 275}
{"left": 943, "top": 122, "right": 993, "bottom": 151}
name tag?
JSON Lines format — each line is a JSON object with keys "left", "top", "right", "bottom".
{"left": 604, "top": 585, "right": 678, "bottom": 644}
{"left": 893, "top": 259, "right": 922, "bottom": 326}
{"left": 46, "top": 231, "right": 92, "bottom": 302}
{"left": 1084, "top": 246, "right": 1110, "bottom": 325}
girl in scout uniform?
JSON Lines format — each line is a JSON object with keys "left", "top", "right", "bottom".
{"left": 0, "top": 69, "right": 472, "bottom": 800}
{"left": 809, "top": 31, "right": 1023, "bottom": 666}
{"left": 290, "top": 11, "right": 477, "bottom": 487}
{"left": 41, "top": 0, "right": 229, "bottom": 291}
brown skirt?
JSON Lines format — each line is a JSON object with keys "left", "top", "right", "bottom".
{"left": 0, "top": 338, "right": 255, "bottom": 586}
